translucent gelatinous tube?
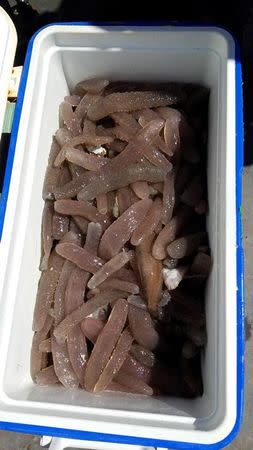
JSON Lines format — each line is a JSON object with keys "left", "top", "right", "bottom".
{"left": 69, "top": 220, "right": 82, "bottom": 239}
{"left": 152, "top": 182, "right": 163, "bottom": 193}
{"left": 53, "top": 122, "right": 164, "bottom": 200}
{"left": 68, "top": 160, "right": 86, "bottom": 178}
{"left": 121, "top": 355, "right": 151, "bottom": 383}
{"left": 40, "top": 201, "right": 53, "bottom": 271}
{"left": 42, "top": 166, "right": 61, "bottom": 200}
{"left": 138, "top": 108, "right": 169, "bottom": 154}
{"left": 51, "top": 336, "right": 79, "bottom": 388}
{"left": 132, "top": 110, "right": 142, "bottom": 119}
{"left": 54, "top": 260, "right": 74, "bottom": 327}
{"left": 130, "top": 344, "right": 155, "bottom": 368}
{"left": 167, "top": 232, "right": 207, "bottom": 259}
{"left": 68, "top": 162, "right": 86, "bottom": 180}
{"left": 128, "top": 304, "right": 159, "bottom": 350}
{"left": 61, "top": 133, "right": 113, "bottom": 150}
{"left": 117, "top": 187, "right": 139, "bottom": 215}
{"left": 87, "top": 91, "right": 181, "bottom": 121}
{"left": 59, "top": 102, "right": 82, "bottom": 136}
{"left": 73, "top": 216, "right": 89, "bottom": 234}
{"left": 84, "top": 222, "right": 103, "bottom": 255}
{"left": 111, "top": 125, "right": 136, "bottom": 142}
{"left": 84, "top": 299, "right": 128, "bottom": 391}
{"left": 135, "top": 233, "right": 162, "bottom": 313}
{"left": 39, "top": 338, "right": 51, "bottom": 353}
{"left": 131, "top": 181, "right": 149, "bottom": 199}
{"left": 53, "top": 173, "right": 93, "bottom": 200}
{"left": 127, "top": 294, "right": 147, "bottom": 310}
{"left": 88, "top": 251, "right": 133, "bottom": 289}
{"left": 99, "top": 278, "right": 139, "bottom": 294}
{"left": 142, "top": 145, "right": 172, "bottom": 171}
{"left": 58, "top": 165, "right": 72, "bottom": 186}
{"left": 54, "top": 146, "right": 108, "bottom": 171}
{"left": 64, "top": 95, "right": 81, "bottom": 106}
{"left": 161, "top": 170, "right": 175, "bottom": 224}
{"left": 52, "top": 213, "right": 69, "bottom": 240}
{"left": 74, "top": 93, "right": 101, "bottom": 119}
{"left": 54, "top": 290, "right": 127, "bottom": 343}
{"left": 106, "top": 190, "right": 116, "bottom": 215}
{"left": 94, "top": 329, "right": 133, "bottom": 392}
{"left": 35, "top": 366, "right": 58, "bottom": 386}
{"left": 55, "top": 127, "right": 73, "bottom": 147}
{"left": 30, "top": 315, "right": 53, "bottom": 381}
{"left": 99, "top": 199, "right": 152, "bottom": 260}
{"left": 111, "top": 111, "right": 140, "bottom": 132}
{"left": 163, "top": 108, "right": 181, "bottom": 154}
{"left": 55, "top": 242, "right": 104, "bottom": 273}
{"left": 60, "top": 230, "right": 82, "bottom": 246}
{"left": 115, "top": 370, "right": 153, "bottom": 396}
{"left": 157, "top": 290, "right": 171, "bottom": 318}
{"left": 42, "top": 163, "right": 71, "bottom": 201}
{"left": 67, "top": 326, "right": 88, "bottom": 385}
{"left": 138, "top": 108, "right": 160, "bottom": 127}
{"left": 159, "top": 106, "right": 194, "bottom": 153}
{"left": 96, "top": 193, "right": 108, "bottom": 214}
{"left": 48, "top": 138, "right": 61, "bottom": 167}
{"left": 97, "top": 119, "right": 165, "bottom": 172}
{"left": 82, "top": 119, "right": 97, "bottom": 135}
{"left": 76, "top": 78, "right": 109, "bottom": 94}
{"left": 33, "top": 252, "right": 64, "bottom": 332}
{"left": 86, "top": 289, "right": 100, "bottom": 299}
{"left": 54, "top": 199, "right": 110, "bottom": 230}
{"left": 106, "top": 139, "right": 126, "bottom": 153}
{"left": 65, "top": 268, "right": 89, "bottom": 315}
{"left": 77, "top": 163, "right": 166, "bottom": 202}
{"left": 131, "top": 197, "right": 162, "bottom": 246}
{"left": 33, "top": 79, "right": 210, "bottom": 396}
{"left": 66, "top": 315, "right": 89, "bottom": 380}
{"left": 81, "top": 318, "right": 104, "bottom": 344}
{"left": 114, "top": 267, "right": 137, "bottom": 284}
{"left": 152, "top": 205, "right": 193, "bottom": 260}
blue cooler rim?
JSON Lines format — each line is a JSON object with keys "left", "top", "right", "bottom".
{"left": 0, "top": 22, "right": 244, "bottom": 450}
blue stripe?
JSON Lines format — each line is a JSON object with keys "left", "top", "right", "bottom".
{"left": 0, "top": 23, "right": 244, "bottom": 449}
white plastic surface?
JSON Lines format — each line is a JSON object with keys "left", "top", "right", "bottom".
{"left": 0, "top": 6, "right": 17, "bottom": 138}
{"left": 0, "top": 25, "right": 237, "bottom": 447}
{"left": 41, "top": 436, "right": 156, "bottom": 450}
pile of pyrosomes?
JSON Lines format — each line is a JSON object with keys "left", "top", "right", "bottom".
{"left": 31, "top": 78, "right": 211, "bottom": 397}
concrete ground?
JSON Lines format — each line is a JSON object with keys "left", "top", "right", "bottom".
{"left": 0, "top": 167, "right": 252, "bottom": 449}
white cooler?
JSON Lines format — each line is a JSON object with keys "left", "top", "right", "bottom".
{"left": 0, "top": 9, "right": 244, "bottom": 450}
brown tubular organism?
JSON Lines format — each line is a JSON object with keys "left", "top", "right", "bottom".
{"left": 31, "top": 78, "right": 210, "bottom": 397}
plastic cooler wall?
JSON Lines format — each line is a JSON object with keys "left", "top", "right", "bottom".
{"left": 0, "top": 25, "right": 243, "bottom": 449}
